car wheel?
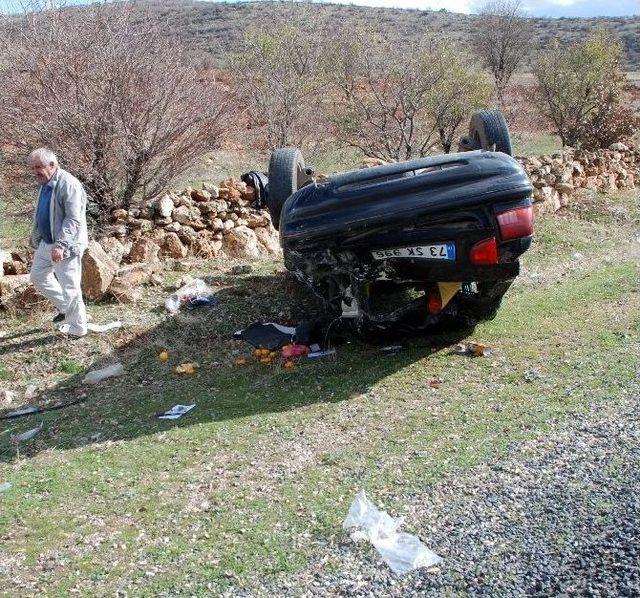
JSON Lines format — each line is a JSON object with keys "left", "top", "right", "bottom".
{"left": 267, "top": 147, "right": 305, "bottom": 230}
{"left": 468, "top": 110, "right": 513, "bottom": 156}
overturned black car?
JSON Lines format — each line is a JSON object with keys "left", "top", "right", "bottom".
{"left": 246, "top": 111, "right": 534, "bottom": 335}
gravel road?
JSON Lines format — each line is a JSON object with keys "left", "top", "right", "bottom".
{"left": 259, "top": 388, "right": 639, "bottom": 597}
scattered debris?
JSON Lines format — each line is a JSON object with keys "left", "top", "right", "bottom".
{"left": 165, "top": 278, "right": 217, "bottom": 313}
{"left": 453, "top": 341, "right": 488, "bottom": 357}
{"left": 308, "top": 349, "right": 336, "bottom": 359}
{"left": 282, "top": 344, "right": 310, "bottom": 359}
{"left": 175, "top": 362, "right": 199, "bottom": 375}
{"left": 230, "top": 264, "right": 253, "bottom": 275}
{"left": 5, "top": 406, "right": 40, "bottom": 418}
{"left": 380, "top": 345, "right": 403, "bottom": 355}
{"left": 235, "top": 358, "right": 249, "bottom": 366}
{"left": 524, "top": 368, "right": 541, "bottom": 382}
{"left": 343, "top": 490, "right": 442, "bottom": 575}
{"left": 11, "top": 421, "right": 44, "bottom": 443}
{"left": 83, "top": 363, "right": 125, "bottom": 384}
{"left": 0, "top": 482, "right": 11, "bottom": 493}
{"left": 86, "top": 321, "right": 123, "bottom": 333}
{"left": 234, "top": 322, "right": 296, "bottom": 350}
{"left": 158, "top": 404, "right": 195, "bottom": 420}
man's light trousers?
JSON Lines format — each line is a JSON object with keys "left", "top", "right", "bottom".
{"left": 30, "top": 241, "right": 87, "bottom": 336}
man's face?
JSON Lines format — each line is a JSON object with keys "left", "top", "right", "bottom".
{"left": 30, "top": 160, "right": 56, "bottom": 185}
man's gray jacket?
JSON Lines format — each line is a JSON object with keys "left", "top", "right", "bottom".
{"left": 31, "top": 168, "right": 89, "bottom": 256}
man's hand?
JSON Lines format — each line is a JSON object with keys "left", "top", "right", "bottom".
{"left": 51, "top": 246, "right": 64, "bottom": 263}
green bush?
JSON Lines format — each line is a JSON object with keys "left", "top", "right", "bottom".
{"left": 533, "top": 30, "right": 636, "bottom": 148}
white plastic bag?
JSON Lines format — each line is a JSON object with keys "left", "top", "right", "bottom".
{"left": 83, "top": 363, "right": 125, "bottom": 384}
{"left": 343, "top": 490, "right": 442, "bottom": 575}
{"left": 87, "top": 321, "right": 123, "bottom": 333}
{"left": 165, "top": 278, "right": 213, "bottom": 313}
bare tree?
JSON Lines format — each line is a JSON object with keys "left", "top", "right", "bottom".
{"left": 328, "top": 30, "right": 491, "bottom": 162}
{"left": 472, "top": 0, "right": 532, "bottom": 107}
{"left": 231, "top": 17, "right": 328, "bottom": 150}
{"left": 0, "top": 1, "right": 230, "bottom": 215}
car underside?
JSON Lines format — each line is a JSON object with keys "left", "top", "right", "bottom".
{"left": 246, "top": 110, "right": 534, "bottom": 335}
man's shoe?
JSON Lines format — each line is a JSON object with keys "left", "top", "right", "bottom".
{"left": 53, "top": 313, "right": 65, "bottom": 323}
{"left": 57, "top": 324, "right": 87, "bottom": 338}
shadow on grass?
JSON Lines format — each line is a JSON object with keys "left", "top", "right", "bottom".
{"left": 0, "top": 270, "right": 471, "bottom": 462}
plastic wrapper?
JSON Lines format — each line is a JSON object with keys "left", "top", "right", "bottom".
{"left": 343, "top": 490, "right": 442, "bottom": 575}
{"left": 165, "top": 279, "right": 217, "bottom": 313}
{"left": 83, "top": 363, "right": 125, "bottom": 384}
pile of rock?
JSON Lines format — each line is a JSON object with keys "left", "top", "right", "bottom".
{"left": 519, "top": 142, "right": 639, "bottom": 214}
{"left": 102, "top": 176, "right": 279, "bottom": 262}
{"left": 0, "top": 250, "right": 42, "bottom": 311}
{"left": 80, "top": 176, "right": 281, "bottom": 302}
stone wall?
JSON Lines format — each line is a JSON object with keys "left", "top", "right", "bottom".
{"left": 519, "top": 142, "right": 639, "bottom": 215}
{"left": 79, "top": 176, "right": 281, "bottom": 302}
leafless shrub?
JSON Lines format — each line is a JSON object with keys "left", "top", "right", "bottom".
{"left": 532, "top": 29, "right": 633, "bottom": 148}
{"left": 230, "top": 16, "right": 328, "bottom": 150}
{"left": 0, "top": 1, "right": 230, "bottom": 216}
{"left": 471, "top": 0, "right": 533, "bottom": 107}
{"left": 327, "top": 29, "right": 491, "bottom": 162}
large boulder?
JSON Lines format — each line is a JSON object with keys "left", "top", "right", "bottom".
{"left": 191, "top": 189, "right": 211, "bottom": 203}
{"left": 0, "top": 274, "right": 42, "bottom": 311}
{"left": 114, "top": 263, "right": 155, "bottom": 287}
{"left": 222, "top": 226, "right": 260, "bottom": 259}
{"left": 172, "top": 205, "right": 205, "bottom": 229}
{"left": 99, "top": 236, "right": 127, "bottom": 265}
{"left": 153, "top": 194, "right": 174, "bottom": 219}
{"left": 0, "top": 250, "right": 10, "bottom": 279}
{"left": 254, "top": 226, "right": 282, "bottom": 255}
{"left": 128, "top": 238, "right": 161, "bottom": 264}
{"left": 245, "top": 212, "right": 271, "bottom": 229}
{"left": 81, "top": 240, "right": 119, "bottom": 301}
{"left": 161, "top": 232, "right": 188, "bottom": 259}
{"left": 108, "top": 279, "right": 142, "bottom": 304}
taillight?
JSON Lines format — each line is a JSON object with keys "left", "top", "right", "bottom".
{"left": 497, "top": 206, "right": 534, "bottom": 240}
{"left": 470, "top": 237, "right": 498, "bottom": 265}
{"left": 427, "top": 292, "right": 442, "bottom": 314}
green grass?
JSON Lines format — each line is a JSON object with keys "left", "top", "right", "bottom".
{"left": 0, "top": 190, "right": 638, "bottom": 593}
{"left": 512, "top": 132, "right": 563, "bottom": 157}
{"left": 59, "top": 360, "right": 84, "bottom": 375}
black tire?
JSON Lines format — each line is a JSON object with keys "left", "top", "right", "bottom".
{"left": 267, "top": 147, "right": 305, "bottom": 230}
{"left": 468, "top": 110, "right": 513, "bottom": 156}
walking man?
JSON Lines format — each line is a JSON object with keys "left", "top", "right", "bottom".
{"left": 29, "top": 148, "right": 88, "bottom": 337}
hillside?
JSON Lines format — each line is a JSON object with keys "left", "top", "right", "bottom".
{"left": 143, "top": 0, "right": 640, "bottom": 69}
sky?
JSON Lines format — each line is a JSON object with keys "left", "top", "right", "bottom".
{"left": 0, "top": 0, "right": 638, "bottom": 17}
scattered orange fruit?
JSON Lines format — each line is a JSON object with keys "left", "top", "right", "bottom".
{"left": 175, "top": 362, "right": 198, "bottom": 375}
{"left": 158, "top": 351, "right": 169, "bottom": 361}
{"left": 235, "top": 358, "right": 248, "bottom": 366}
{"left": 283, "top": 360, "right": 295, "bottom": 369}
{"left": 259, "top": 357, "right": 271, "bottom": 365}
{"left": 269, "top": 351, "right": 278, "bottom": 358}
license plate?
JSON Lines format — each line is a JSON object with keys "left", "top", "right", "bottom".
{"left": 371, "top": 242, "right": 456, "bottom": 261}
